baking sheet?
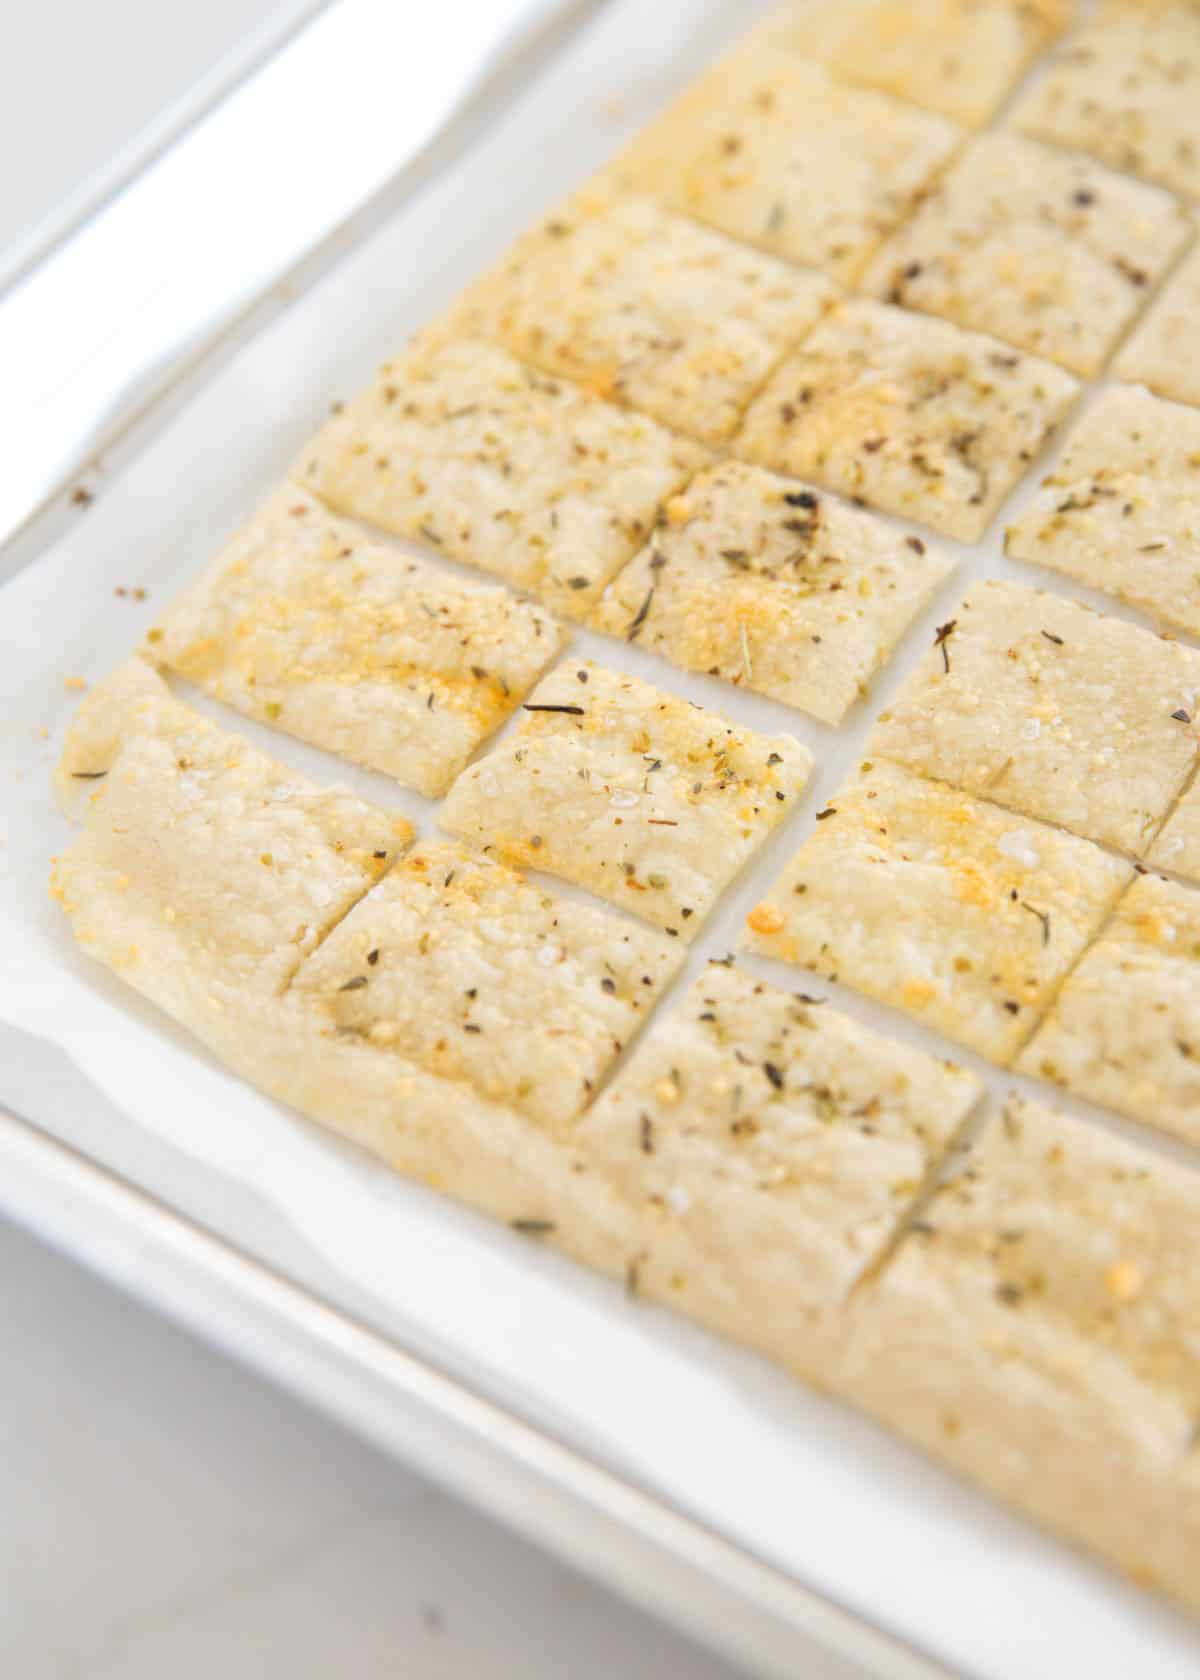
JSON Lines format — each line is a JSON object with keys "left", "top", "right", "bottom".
{"left": 2, "top": 2, "right": 1199, "bottom": 1675}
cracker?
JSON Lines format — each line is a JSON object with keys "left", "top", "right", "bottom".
{"left": 288, "top": 840, "right": 681, "bottom": 1132}
{"left": 590, "top": 460, "right": 955, "bottom": 724}
{"left": 1006, "top": 384, "right": 1200, "bottom": 638}
{"left": 1114, "top": 244, "right": 1200, "bottom": 412}
{"left": 295, "top": 337, "right": 707, "bottom": 621}
{"left": 840, "top": 1096, "right": 1200, "bottom": 1615}
{"left": 51, "top": 661, "right": 411, "bottom": 1002}
{"left": 439, "top": 660, "right": 813, "bottom": 938}
{"left": 209, "top": 999, "right": 633, "bottom": 1274}
{"left": 759, "top": 0, "right": 1066, "bottom": 126}
{"left": 735, "top": 300, "right": 1078, "bottom": 542}
{"left": 1017, "top": 873, "right": 1200, "bottom": 1143}
{"left": 743, "top": 759, "right": 1132, "bottom": 1063}
{"left": 870, "top": 578, "right": 1200, "bottom": 855}
{"left": 1013, "top": 0, "right": 1200, "bottom": 201}
{"left": 1149, "top": 774, "right": 1200, "bottom": 884}
{"left": 447, "top": 193, "right": 835, "bottom": 446}
{"left": 863, "top": 131, "right": 1189, "bottom": 376}
{"left": 577, "top": 960, "right": 981, "bottom": 1375}
{"left": 203, "top": 981, "right": 635, "bottom": 1270}
{"left": 607, "top": 38, "right": 961, "bottom": 285}
{"left": 150, "top": 483, "right": 564, "bottom": 797}
{"left": 54, "top": 654, "right": 197, "bottom": 815}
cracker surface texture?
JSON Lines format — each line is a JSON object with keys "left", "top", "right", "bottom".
{"left": 440, "top": 660, "right": 812, "bottom": 938}
{"left": 579, "top": 961, "right": 981, "bottom": 1374}
{"left": 1149, "top": 771, "right": 1200, "bottom": 885}
{"left": 289, "top": 840, "right": 681, "bottom": 1132}
{"left": 296, "top": 338, "right": 707, "bottom": 620}
{"left": 447, "top": 193, "right": 835, "bottom": 446}
{"left": 759, "top": 0, "right": 1066, "bottom": 125}
{"left": 591, "top": 461, "right": 954, "bottom": 724}
{"left": 608, "top": 39, "right": 961, "bottom": 285}
{"left": 1013, "top": 0, "right": 1200, "bottom": 200}
{"left": 736, "top": 300, "right": 1079, "bottom": 541}
{"left": 870, "top": 577, "right": 1200, "bottom": 853}
{"left": 863, "top": 131, "right": 1189, "bottom": 376}
{"left": 1006, "top": 383, "right": 1200, "bottom": 638}
{"left": 840, "top": 1096, "right": 1200, "bottom": 1613}
{"left": 743, "top": 758, "right": 1132, "bottom": 1062}
{"left": 152, "top": 484, "right": 565, "bottom": 796}
{"left": 1018, "top": 872, "right": 1200, "bottom": 1143}
{"left": 52, "top": 662, "right": 410, "bottom": 1004}
{"left": 1114, "top": 245, "right": 1200, "bottom": 411}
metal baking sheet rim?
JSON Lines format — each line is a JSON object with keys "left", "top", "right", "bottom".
{"left": 0, "top": 1101, "right": 950, "bottom": 1680}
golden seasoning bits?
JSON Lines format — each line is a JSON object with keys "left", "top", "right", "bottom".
{"left": 747, "top": 901, "right": 786, "bottom": 936}
{"left": 579, "top": 963, "right": 980, "bottom": 1377}
{"left": 295, "top": 338, "right": 706, "bottom": 621}
{"left": 744, "top": 759, "right": 1131, "bottom": 1064}
{"left": 1006, "top": 384, "right": 1200, "bottom": 640}
{"left": 1017, "top": 873, "right": 1200, "bottom": 1145}
{"left": 869, "top": 578, "right": 1200, "bottom": 854}
{"left": 736, "top": 301, "right": 1077, "bottom": 542}
{"left": 863, "top": 132, "right": 1188, "bottom": 377}
{"left": 592, "top": 461, "right": 954, "bottom": 725}
{"left": 447, "top": 194, "right": 835, "bottom": 447}
{"left": 440, "top": 661, "right": 812, "bottom": 939}
{"left": 151, "top": 483, "right": 566, "bottom": 797}
{"left": 290, "top": 841, "right": 681, "bottom": 1132}
{"left": 607, "top": 38, "right": 961, "bottom": 285}
{"left": 841, "top": 1097, "right": 1200, "bottom": 1614}
{"left": 51, "top": 661, "right": 411, "bottom": 999}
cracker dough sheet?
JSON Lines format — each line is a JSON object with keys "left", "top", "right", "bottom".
{"left": 5, "top": 4, "right": 1200, "bottom": 1679}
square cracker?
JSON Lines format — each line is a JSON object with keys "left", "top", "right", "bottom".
{"left": 758, "top": 0, "right": 1067, "bottom": 127}
{"left": 150, "top": 483, "right": 564, "bottom": 798}
{"left": 439, "top": 660, "right": 812, "bottom": 939}
{"left": 1006, "top": 384, "right": 1200, "bottom": 639}
{"left": 288, "top": 840, "right": 681, "bottom": 1133}
{"left": 445, "top": 193, "right": 835, "bottom": 447}
{"left": 1017, "top": 873, "right": 1200, "bottom": 1143}
{"left": 869, "top": 578, "right": 1200, "bottom": 855}
{"left": 590, "top": 460, "right": 955, "bottom": 725}
{"left": 1114, "top": 244, "right": 1200, "bottom": 412}
{"left": 1012, "top": 0, "right": 1200, "bottom": 201}
{"left": 295, "top": 337, "right": 707, "bottom": 621}
{"left": 735, "top": 300, "right": 1078, "bottom": 542}
{"left": 577, "top": 960, "right": 981, "bottom": 1376}
{"left": 862, "top": 131, "right": 1189, "bottom": 377}
{"left": 51, "top": 660, "right": 410, "bottom": 1003}
{"left": 743, "top": 758, "right": 1132, "bottom": 1064}
{"left": 840, "top": 1096, "right": 1200, "bottom": 1615}
{"left": 606, "top": 38, "right": 961, "bottom": 286}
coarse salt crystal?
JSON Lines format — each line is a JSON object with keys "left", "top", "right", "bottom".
{"left": 997, "top": 829, "right": 1040, "bottom": 870}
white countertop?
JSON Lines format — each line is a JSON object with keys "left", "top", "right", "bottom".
{"left": 1, "top": 1210, "right": 744, "bottom": 1679}
{"left": 0, "top": 7, "right": 749, "bottom": 1676}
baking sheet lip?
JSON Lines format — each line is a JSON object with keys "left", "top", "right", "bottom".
{"left": 0, "top": 0, "right": 613, "bottom": 561}
{"left": 0, "top": 0, "right": 334, "bottom": 301}
{"left": 0, "top": 1095, "right": 958, "bottom": 1680}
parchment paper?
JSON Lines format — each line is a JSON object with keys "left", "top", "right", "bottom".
{"left": 2, "top": 3, "right": 1198, "bottom": 1675}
